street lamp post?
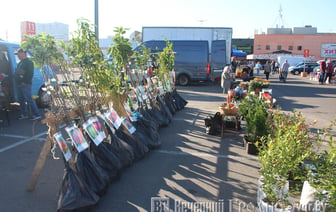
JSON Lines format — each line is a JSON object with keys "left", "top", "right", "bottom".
{"left": 94, "top": 0, "right": 99, "bottom": 41}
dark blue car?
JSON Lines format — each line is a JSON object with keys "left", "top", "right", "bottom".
{"left": 289, "top": 62, "right": 319, "bottom": 75}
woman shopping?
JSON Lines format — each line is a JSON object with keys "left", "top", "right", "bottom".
{"left": 221, "top": 65, "right": 233, "bottom": 94}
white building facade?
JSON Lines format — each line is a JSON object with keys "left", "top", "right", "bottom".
{"left": 36, "top": 22, "right": 69, "bottom": 41}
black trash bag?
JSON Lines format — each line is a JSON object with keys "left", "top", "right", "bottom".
{"left": 131, "top": 121, "right": 150, "bottom": 147}
{"left": 135, "top": 123, "right": 152, "bottom": 146}
{"left": 75, "top": 150, "right": 110, "bottom": 196}
{"left": 138, "top": 115, "right": 161, "bottom": 146}
{"left": 124, "top": 122, "right": 150, "bottom": 154}
{"left": 151, "top": 98, "right": 171, "bottom": 127}
{"left": 172, "top": 88, "right": 188, "bottom": 110}
{"left": 57, "top": 160, "right": 100, "bottom": 212}
{"left": 167, "top": 91, "right": 180, "bottom": 111}
{"left": 138, "top": 104, "right": 160, "bottom": 131}
{"left": 170, "top": 89, "right": 183, "bottom": 111}
{"left": 204, "top": 112, "right": 222, "bottom": 135}
{"left": 104, "top": 124, "right": 134, "bottom": 168}
{"left": 162, "top": 92, "right": 177, "bottom": 115}
{"left": 148, "top": 99, "right": 170, "bottom": 128}
{"left": 133, "top": 119, "right": 161, "bottom": 149}
{"left": 156, "top": 95, "right": 173, "bottom": 121}
{"left": 89, "top": 142, "right": 122, "bottom": 182}
{"left": 154, "top": 100, "right": 172, "bottom": 124}
{"left": 115, "top": 124, "right": 149, "bottom": 160}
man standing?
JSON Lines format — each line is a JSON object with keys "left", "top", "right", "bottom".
{"left": 280, "top": 59, "right": 289, "bottom": 82}
{"left": 255, "top": 61, "right": 262, "bottom": 75}
{"left": 264, "top": 61, "right": 271, "bottom": 80}
{"left": 248, "top": 61, "right": 254, "bottom": 76}
{"left": 231, "top": 56, "right": 238, "bottom": 73}
{"left": 325, "top": 59, "right": 333, "bottom": 84}
{"left": 319, "top": 58, "right": 327, "bottom": 85}
{"left": 271, "top": 60, "right": 276, "bottom": 75}
{"left": 14, "top": 48, "right": 41, "bottom": 120}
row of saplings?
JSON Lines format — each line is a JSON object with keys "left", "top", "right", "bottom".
{"left": 239, "top": 93, "right": 336, "bottom": 211}
{"left": 18, "top": 19, "right": 184, "bottom": 211}
{"left": 56, "top": 88, "right": 188, "bottom": 212}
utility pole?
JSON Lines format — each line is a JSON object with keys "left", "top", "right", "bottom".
{"left": 94, "top": 0, "right": 99, "bottom": 41}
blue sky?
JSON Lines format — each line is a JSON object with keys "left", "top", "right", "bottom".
{"left": 1, "top": 0, "right": 335, "bottom": 43}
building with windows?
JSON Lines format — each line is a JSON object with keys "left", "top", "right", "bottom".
{"left": 253, "top": 26, "right": 336, "bottom": 61}
{"left": 36, "top": 22, "right": 69, "bottom": 41}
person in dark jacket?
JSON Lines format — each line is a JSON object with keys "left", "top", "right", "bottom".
{"left": 280, "top": 59, "right": 289, "bottom": 82}
{"left": 264, "top": 60, "right": 271, "bottom": 80}
{"left": 231, "top": 56, "right": 238, "bottom": 73}
{"left": 271, "top": 60, "right": 276, "bottom": 75}
{"left": 14, "top": 48, "right": 41, "bottom": 120}
{"left": 325, "top": 59, "right": 334, "bottom": 84}
{"left": 319, "top": 59, "right": 327, "bottom": 85}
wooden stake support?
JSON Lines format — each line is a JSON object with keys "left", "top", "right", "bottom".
{"left": 26, "top": 136, "right": 53, "bottom": 192}
{"left": 27, "top": 88, "right": 151, "bottom": 191}
{"left": 26, "top": 104, "right": 95, "bottom": 192}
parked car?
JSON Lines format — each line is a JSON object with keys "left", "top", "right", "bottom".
{"left": 289, "top": 62, "right": 319, "bottom": 75}
{"left": 0, "top": 40, "right": 53, "bottom": 108}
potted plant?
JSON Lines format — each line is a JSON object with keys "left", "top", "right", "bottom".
{"left": 258, "top": 110, "right": 313, "bottom": 210}
{"left": 107, "top": 26, "right": 134, "bottom": 115}
{"left": 239, "top": 93, "right": 271, "bottom": 155}
{"left": 248, "top": 78, "right": 270, "bottom": 95}
{"left": 157, "top": 40, "right": 175, "bottom": 83}
{"left": 306, "top": 120, "right": 336, "bottom": 211}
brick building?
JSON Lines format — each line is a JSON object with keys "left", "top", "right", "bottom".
{"left": 253, "top": 26, "right": 336, "bottom": 61}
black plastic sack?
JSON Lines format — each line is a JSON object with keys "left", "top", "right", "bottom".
{"left": 75, "top": 150, "right": 110, "bottom": 196}
{"left": 124, "top": 123, "right": 150, "bottom": 154}
{"left": 153, "top": 98, "right": 171, "bottom": 126}
{"left": 115, "top": 124, "right": 149, "bottom": 161}
{"left": 130, "top": 121, "right": 150, "bottom": 147}
{"left": 168, "top": 91, "right": 180, "bottom": 111}
{"left": 148, "top": 99, "right": 170, "bottom": 127}
{"left": 133, "top": 119, "right": 161, "bottom": 149}
{"left": 137, "top": 115, "right": 160, "bottom": 146}
{"left": 172, "top": 88, "right": 188, "bottom": 110}
{"left": 89, "top": 142, "right": 122, "bottom": 181}
{"left": 57, "top": 161, "right": 100, "bottom": 212}
{"left": 204, "top": 112, "right": 222, "bottom": 135}
{"left": 163, "top": 92, "right": 177, "bottom": 114}
{"left": 105, "top": 125, "right": 134, "bottom": 168}
{"left": 156, "top": 95, "right": 173, "bottom": 121}
{"left": 153, "top": 100, "right": 172, "bottom": 126}
{"left": 138, "top": 104, "right": 160, "bottom": 131}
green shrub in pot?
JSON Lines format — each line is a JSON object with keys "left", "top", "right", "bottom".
{"left": 258, "top": 110, "right": 313, "bottom": 206}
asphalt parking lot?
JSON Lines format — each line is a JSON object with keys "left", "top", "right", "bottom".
{"left": 0, "top": 74, "right": 335, "bottom": 212}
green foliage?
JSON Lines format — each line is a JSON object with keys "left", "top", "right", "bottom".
{"left": 107, "top": 26, "right": 133, "bottom": 78}
{"left": 258, "top": 110, "right": 313, "bottom": 203}
{"left": 60, "top": 18, "right": 113, "bottom": 93}
{"left": 309, "top": 120, "right": 336, "bottom": 210}
{"left": 158, "top": 40, "right": 175, "bottom": 82}
{"left": 133, "top": 44, "right": 151, "bottom": 71}
{"left": 21, "top": 32, "right": 64, "bottom": 69}
{"left": 239, "top": 94, "right": 271, "bottom": 142}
